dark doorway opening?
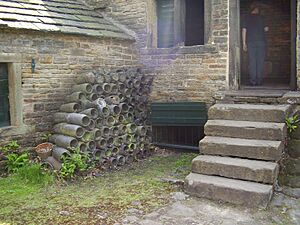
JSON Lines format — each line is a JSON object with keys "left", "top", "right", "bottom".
{"left": 240, "top": 0, "right": 294, "bottom": 89}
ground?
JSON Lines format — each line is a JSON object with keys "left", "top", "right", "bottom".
{"left": 121, "top": 192, "right": 300, "bottom": 225}
{"left": 0, "top": 151, "right": 299, "bottom": 225}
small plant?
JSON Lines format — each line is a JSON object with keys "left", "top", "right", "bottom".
{"left": 0, "top": 140, "right": 20, "bottom": 154}
{"left": 6, "top": 152, "right": 29, "bottom": 173}
{"left": 41, "top": 133, "right": 52, "bottom": 142}
{"left": 60, "top": 148, "right": 88, "bottom": 178}
{"left": 285, "top": 114, "right": 300, "bottom": 133}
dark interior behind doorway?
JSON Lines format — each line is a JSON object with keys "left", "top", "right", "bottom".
{"left": 240, "top": 0, "right": 291, "bottom": 86}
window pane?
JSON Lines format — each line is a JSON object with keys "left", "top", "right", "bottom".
{"left": 157, "top": 0, "right": 175, "bottom": 48}
{"left": 0, "top": 63, "right": 10, "bottom": 127}
{"left": 185, "top": 0, "right": 205, "bottom": 46}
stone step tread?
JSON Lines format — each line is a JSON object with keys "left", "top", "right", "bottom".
{"left": 186, "top": 173, "right": 273, "bottom": 194}
{"left": 200, "top": 136, "right": 283, "bottom": 161}
{"left": 210, "top": 103, "right": 290, "bottom": 111}
{"left": 193, "top": 155, "right": 278, "bottom": 171}
{"left": 206, "top": 120, "right": 285, "bottom": 129}
{"left": 185, "top": 173, "right": 273, "bottom": 207}
{"left": 205, "top": 120, "right": 286, "bottom": 141}
{"left": 201, "top": 136, "right": 282, "bottom": 148}
{"left": 208, "top": 104, "right": 291, "bottom": 123}
{"left": 192, "top": 155, "right": 278, "bottom": 184}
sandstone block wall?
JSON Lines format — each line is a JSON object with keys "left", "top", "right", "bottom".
{"left": 88, "top": 0, "right": 300, "bottom": 100}
{"left": 297, "top": 0, "right": 300, "bottom": 89}
{"left": 101, "top": 0, "right": 228, "bottom": 103}
{"left": 282, "top": 105, "right": 300, "bottom": 188}
{"left": 0, "top": 30, "right": 138, "bottom": 146}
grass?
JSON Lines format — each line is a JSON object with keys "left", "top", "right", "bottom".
{"left": 0, "top": 152, "right": 197, "bottom": 225}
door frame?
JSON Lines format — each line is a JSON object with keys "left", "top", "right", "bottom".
{"left": 228, "top": 0, "right": 297, "bottom": 90}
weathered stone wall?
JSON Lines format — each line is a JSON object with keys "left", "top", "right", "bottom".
{"left": 85, "top": 0, "right": 300, "bottom": 99}
{"left": 96, "top": 0, "right": 228, "bottom": 103}
{"left": 281, "top": 104, "right": 300, "bottom": 188}
{"left": 103, "top": 0, "right": 149, "bottom": 49}
{"left": 0, "top": 30, "right": 138, "bottom": 147}
{"left": 297, "top": 0, "right": 300, "bottom": 88}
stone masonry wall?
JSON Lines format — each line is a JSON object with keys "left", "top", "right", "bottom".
{"left": 0, "top": 30, "right": 138, "bottom": 146}
{"left": 98, "top": 0, "right": 228, "bottom": 103}
{"left": 86, "top": 0, "right": 300, "bottom": 99}
{"left": 297, "top": 0, "right": 300, "bottom": 88}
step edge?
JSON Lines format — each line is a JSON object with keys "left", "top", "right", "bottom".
{"left": 205, "top": 120, "right": 286, "bottom": 128}
{"left": 185, "top": 173, "right": 274, "bottom": 193}
{"left": 200, "top": 136, "right": 282, "bottom": 147}
{"left": 192, "top": 155, "right": 279, "bottom": 169}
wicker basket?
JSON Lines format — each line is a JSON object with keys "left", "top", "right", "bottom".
{"left": 35, "top": 142, "right": 54, "bottom": 160}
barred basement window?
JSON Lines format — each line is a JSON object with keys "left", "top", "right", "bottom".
{"left": 157, "top": 0, "right": 205, "bottom": 48}
{"left": 0, "top": 63, "right": 10, "bottom": 127}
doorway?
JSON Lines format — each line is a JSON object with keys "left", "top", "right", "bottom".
{"left": 240, "top": 0, "right": 295, "bottom": 89}
{"left": 228, "top": 0, "right": 297, "bottom": 90}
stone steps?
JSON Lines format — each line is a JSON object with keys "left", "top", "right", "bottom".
{"left": 192, "top": 155, "right": 278, "bottom": 184}
{"left": 185, "top": 102, "right": 288, "bottom": 207}
{"left": 200, "top": 136, "right": 283, "bottom": 161}
{"left": 205, "top": 120, "right": 287, "bottom": 141}
{"left": 185, "top": 173, "right": 273, "bottom": 208}
{"left": 208, "top": 104, "right": 291, "bottom": 122}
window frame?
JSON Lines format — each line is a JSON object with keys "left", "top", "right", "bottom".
{"left": 0, "top": 53, "right": 33, "bottom": 137}
{"left": 0, "top": 63, "right": 10, "bottom": 127}
{"left": 154, "top": 0, "right": 211, "bottom": 48}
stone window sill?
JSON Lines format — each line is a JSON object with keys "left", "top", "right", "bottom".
{"left": 141, "top": 44, "right": 218, "bottom": 55}
{"left": 0, "top": 125, "right": 34, "bottom": 138}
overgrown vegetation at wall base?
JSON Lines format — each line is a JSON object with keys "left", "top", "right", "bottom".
{"left": 0, "top": 152, "right": 196, "bottom": 225}
{"left": 285, "top": 114, "right": 300, "bottom": 133}
{"left": 0, "top": 141, "right": 54, "bottom": 185}
{"left": 0, "top": 140, "right": 19, "bottom": 153}
{"left": 6, "top": 152, "right": 29, "bottom": 173}
{"left": 60, "top": 148, "right": 89, "bottom": 178}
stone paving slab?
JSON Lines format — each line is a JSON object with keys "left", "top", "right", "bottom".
{"left": 118, "top": 192, "right": 300, "bottom": 225}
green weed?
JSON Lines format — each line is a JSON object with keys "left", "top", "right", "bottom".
{"left": 285, "top": 114, "right": 300, "bottom": 133}
{"left": 6, "top": 152, "right": 29, "bottom": 173}
{"left": 0, "top": 140, "right": 20, "bottom": 154}
{"left": 15, "top": 164, "right": 54, "bottom": 185}
{"left": 60, "top": 148, "right": 88, "bottom": 178}
{"left": 0, "top": 153, "right": 195, "bottom": 225}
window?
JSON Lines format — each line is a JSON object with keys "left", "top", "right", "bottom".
{"left": 157, "top": 0, "right": 205, "bottom": 48}
{"left": 0, "top": 53, "right": 30, "bottom": 137}
{"left": 0, "top": 63, "right": 10, "bottom": 127}
{"left": 185, "top": 0, "right": 205, "bottom": 46}
{"left": 157, "top": 0, "right": 175, "bottom": 48}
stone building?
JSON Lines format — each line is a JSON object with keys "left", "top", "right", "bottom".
{"left": 0, "top": 0, "right": 299, "bottom": 206}
{"left": 0, "top": 0, "right": 139, "bottom": 146}
{"left": 94, "top": 0, "right": 300, "bottom": 102}
{"left": 86, "top": 0, "right": 300, "bottom": 206}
